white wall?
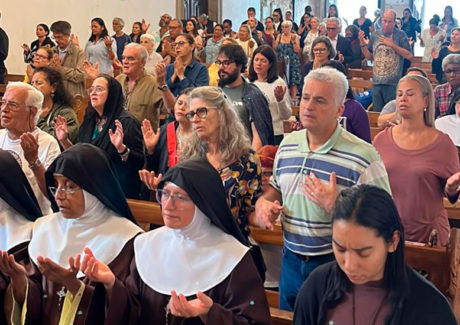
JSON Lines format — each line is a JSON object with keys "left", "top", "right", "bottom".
{"left": 0, "top": 0, "right": 177, "bottom": 74}
{"left": 222, "top": 0, "right": 261, "bottom": 30}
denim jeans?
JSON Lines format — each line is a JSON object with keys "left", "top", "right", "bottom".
{"left": 278, "top": 247, "right": 335, "bottom": 311}
{"left": 372, "top": 84, "right": 396, "bottom": 112}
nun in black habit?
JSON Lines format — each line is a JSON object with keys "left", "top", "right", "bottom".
{"left": 79, "top": 157, "right": 271, "bottom": 325}
{"left": 0, "top": 149, "right": 42, "bottom": 325}
{"left": 1, "top": 144, "right": 143, "bottom": 325}
{"left": 54, "top": 75, "right": 144, "bottom": 199}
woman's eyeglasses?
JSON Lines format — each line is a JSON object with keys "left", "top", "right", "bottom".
{"left": 185, "top": 106, "right": 216, "bottom": 120}
{"left": 313, "top": 48, "right": 328, "bottom": 53}
{"left": 87, "top": 86, "right": 107, "bottom": 95}
{"left": 48, "top": 185, "right": 81, "bottom": 197}
{"left": 33, "top": 54, "right": 49, "bottom": 60}
{"left": 156, "top": 189, "right": 192, "bottom": 210}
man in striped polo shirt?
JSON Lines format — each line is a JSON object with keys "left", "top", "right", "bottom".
{"left": 254, "top": 67, "right": 391, "bottom": 311}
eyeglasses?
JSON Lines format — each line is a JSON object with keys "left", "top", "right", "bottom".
{"left": 172, "top": 41, "right": 187, "bottom": 48}
{"left": 313, "top": 48, "right": 328, "bottom": 53}
{"left": 185, "top": 106, "right": 215, "bottom": 120}
{"left": 51, "top": 34, "right": 68, "bottom": 41}
{"left": 87, "top": 86, "right": 107, "bottom": 95}
{"left": 33, "top": 54, "right": 49, "bottom": 60}
{"left": 169, "top": 25, "right": 182, "bottom": 30}
{"left": 326, "top": 27, "right": 337, "bottom": 31}
{"left": 48, "top": 185, "right": 81, "bottom": 197}
{"left": 215, "top": 59, "right": 234, "bottom": 67}
{"left": 0, "top": 100, "right": 29, "bottom": 112}
{"left": 445, "top": 68, "right": 460, "bottom": 75}
{"left": 155, "top": 189, "right": 192, "bottom": 209}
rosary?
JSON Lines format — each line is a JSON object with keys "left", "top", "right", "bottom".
{"left": 57, "top": 286, "right": 67, "bottom": 311}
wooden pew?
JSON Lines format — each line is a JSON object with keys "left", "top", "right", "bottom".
{"left": 348, "top": 78, "right": 373, "bottom": 93}
{"left": 445, "top": 198, "right": 460, "bottom": 228}
{"left": 370, "top": 126, "right": 382, "bottom": 141}
{"left": 5, "top": 74, "right": 25, "bottom": 83}
{"left": 348, "top": 69, "right": 373, "bottom": 80}
{"left": 367, "top": 111, "right": 379, "bottom": 127}
{"left": 291, "top": 106, "right": 299, "bottom": 117}
{"left": 127, "top": 199, "right": 294, "bottom": 324}
{"left": 73, "top": 94, "right": 89, "bottom": 125}
{"left": 0, "top": 84, "right": 6, "bottom": 96}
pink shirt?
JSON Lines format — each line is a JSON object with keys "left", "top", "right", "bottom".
{"left": 374, "top": 127, "right": 459, "bottom": 246}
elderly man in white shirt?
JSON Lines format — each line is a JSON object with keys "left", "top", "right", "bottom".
{"left": 0, "top": 82, "right": 60, "bottom": 214}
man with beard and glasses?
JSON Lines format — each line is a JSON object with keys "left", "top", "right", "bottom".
{"left": 217, "top": 44, "right": 274, "bottom": 150}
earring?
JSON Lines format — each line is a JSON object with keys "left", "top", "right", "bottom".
{"left": 424, "top": 107, "right": 427, "bottom": 111}
{"left": 51, "top": 91, "right": 55, "bottom": 98}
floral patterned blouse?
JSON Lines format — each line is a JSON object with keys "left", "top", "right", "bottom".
{"left": 218, "top": 151, "right": 262, "bottom": 237}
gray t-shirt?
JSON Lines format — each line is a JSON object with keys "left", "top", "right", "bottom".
{"left": 368, "top": 28, "right": 410, "bottom": 85}
{"left": 380, "top": 99, "right": 396, "bottom": 115}
{"left": 223, "top": 84, "right": 253, "bottom": 139}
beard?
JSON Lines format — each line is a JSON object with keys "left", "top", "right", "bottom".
{"left": 218, "top": 69, "right": 240, "bottom": 87}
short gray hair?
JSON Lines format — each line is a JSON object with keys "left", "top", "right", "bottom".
{"left": 398, "top": 75, "right": 435, "bottom": 127}
{"left": 303, "top": 67, "right": 348, "bottom": 105}
{"left": 140, "top": 33, "right": 155, "bottom": 44}
{"left": 113, "top": 17, "right": 125, "bottom": 28}
{"left": 442, "top": 53, "right": 460, "bottom": 71}
{"left": 124, "top": 43, "right": 148, "bottom": 63}
{"left": 327, "top": 17, "right": 341, "bottom": 27}
{"left": 5, "top": 82, "right": 43, "bottom": 125}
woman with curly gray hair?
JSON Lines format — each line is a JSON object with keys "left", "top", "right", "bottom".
{"left": 181, "top": 86, "right": 262, "bottom": 239}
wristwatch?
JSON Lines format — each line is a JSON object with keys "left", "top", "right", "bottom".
{"left": 158, "top": 84, "right": 168, "bottom": 91}
{"left": 29, "top": 158, "right": 42, "bottom": 170}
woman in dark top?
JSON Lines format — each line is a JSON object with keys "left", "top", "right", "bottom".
{"left": 401, "top": 7, "right": 421, "bottom": 54}
{"left": 294, "top": 185, "right": 457, "bottom": 325}
{"left": 344, "top": 25, "right": 363, "bottom": 69}
{"left": 432, "top": 28, "right": 460, "bottom": 83}
{"left": 54, "top": 76, "right": 144, "bottom": 199}
{"left": 22, "top": 24, "right": 55, "bottom": 64}
{"left": 140, "top": 88, "right": 193, "bottom": 183}
{"left": 0, "top": 149, "right": 42, "bottom": 325}
{"left": 129, "top": 21, "right": 144, "bottom": 43}
{"left": 353, "top": 6, "right": 373, "bottom": 38}
{"left": 31, "top": 66, "right": 79, "bottom": 143}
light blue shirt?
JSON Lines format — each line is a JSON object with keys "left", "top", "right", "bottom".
{"left": 85, "top": 38, "right": 117, "bottom": 75}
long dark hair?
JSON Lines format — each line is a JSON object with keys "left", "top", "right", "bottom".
{"left": 32, "top": 66, "right": 74, "bottom": 107}
{"left": 184, "top": 19, "right": 199, "bottom": 37}
{"left": 129, "top": 21, "right": 144, "bottom": 41}
{"left": 248, "top": 45, "right": 279, "bottom": 83}
{"left": 328, "top": 4, "right": 339, "bottom": 18}
{"left": 273, "top": 8, "right": 283, "bottom": 23}
{"left": 324, "top": 185, "right": 409, "bottom": 325}
{"left": 442, "top": 6, "right": 455, "bottom": 24}
{"left": 89, "top": 17, "right": 109, "bottom": 41}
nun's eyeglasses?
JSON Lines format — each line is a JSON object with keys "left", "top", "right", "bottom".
{"left": 156, "top": 189, "right": 192, "bottom": 209}
{"left": 49, "top": 186, "right": 81, "bottom": 197}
